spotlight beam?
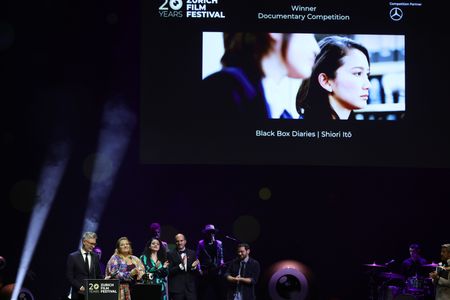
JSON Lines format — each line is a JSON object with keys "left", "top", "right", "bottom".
{"left": 11, "top": 141, "right": 70, "bottom": 300}
{"left": 82, "top": 100, "right": 136, "bottom": 235}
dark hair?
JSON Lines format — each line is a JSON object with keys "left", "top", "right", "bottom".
{"left": 142, "top": 238, "right": 167, "bottom": 262}
{"left": 237, "top": 243, "right": 250, "bottom": 250}
{"left": 297, "top": 35, "right": 370, "bottom": 120}
{"left": 220, "top": 33, "right": 292, "bottom": 81}
{"left": 409, "top": 243, "right": 421, "bottom": 250}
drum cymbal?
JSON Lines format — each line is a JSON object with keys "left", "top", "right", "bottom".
{"left": 363, "top": 263, "right": 386, "bottom": 268}
{"left": 421, "top": 263, "right": 438, "bottom": 268}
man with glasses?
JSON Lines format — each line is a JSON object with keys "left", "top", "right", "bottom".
{"left": 66, "top": 232, "right": 103, "bottom": 299}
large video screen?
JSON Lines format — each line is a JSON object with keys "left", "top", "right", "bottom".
{"left": 141, "top": 0, "right": 450, "bottom": 167}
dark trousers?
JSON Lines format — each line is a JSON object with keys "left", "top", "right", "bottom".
{"left": 198, "top": 274, "right": 225, "bottom": 300}
{"left": 169, "top": 291, "right": 196, "bottom": 300}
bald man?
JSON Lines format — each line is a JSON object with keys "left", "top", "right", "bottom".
{"left": 167, "top": 234, "right": 200, "bottom": 300}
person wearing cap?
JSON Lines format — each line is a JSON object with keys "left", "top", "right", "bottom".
{"left": 429, "top": 243, "right": 450, "bottom": 300}
{"left": 196, "top": 224, "right": 225, "bottom": 300}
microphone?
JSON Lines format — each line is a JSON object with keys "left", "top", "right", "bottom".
{"left": 225, "top": 235, "right": 238, "bottom": 242}
{"left": 385, "top": 259, "right": 395, "bottom": 266}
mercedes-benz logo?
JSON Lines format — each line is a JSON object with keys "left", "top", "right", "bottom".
{"left": 390, "top": 7, "right": 403, "bottom": 21}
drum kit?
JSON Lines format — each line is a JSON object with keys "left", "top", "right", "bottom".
{"left": 364, "top": 262, "right": 437, "bottom": 300}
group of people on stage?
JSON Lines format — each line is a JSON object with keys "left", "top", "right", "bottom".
{"left": 402, "top": 243, "right": 450, "bottom": 300}
{"left": 371, "top": 243, "right": 450, "bottom": 300}
{"left": 66, "top": 223, "right": 260, "bottom": 300}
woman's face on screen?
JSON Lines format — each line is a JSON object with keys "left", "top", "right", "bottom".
{"left": 285, "top": 33, "right": 320, "bottom": 79}
{"left": 328, "top": 48, "right": 371, "bottom": 110}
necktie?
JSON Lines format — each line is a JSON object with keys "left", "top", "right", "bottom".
{"left": 238, "top": 261, "right": 246, "bottom": 277}
{"left": 280, "top": 110, "right": 292, "bottom": 119}
{"left": 236, "top": 261, "right": 246, "bottom": 294}
{"left": 84, "top": 253, "right": 90, "bottom": 274}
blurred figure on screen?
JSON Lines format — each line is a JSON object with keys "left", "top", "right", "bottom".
{"left": 202, "top": 32, "right": 319, "bottom": 119}
{"left": 297, "top": 35, "right": 371, "bottom": 120}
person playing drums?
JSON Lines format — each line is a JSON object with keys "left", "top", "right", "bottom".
{"left": 401, "top": 243, "right": 428, "bottom": 278}
{"left": 400, "top": 243, "right": 429, "bottom": 296}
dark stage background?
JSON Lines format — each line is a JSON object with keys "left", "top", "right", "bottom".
{"left": 1, "top": 1, "right": 449, "bottom": 300}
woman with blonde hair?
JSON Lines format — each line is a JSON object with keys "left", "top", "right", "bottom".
{"left": 105, "top": 237, "right": 145, "bottom": 300}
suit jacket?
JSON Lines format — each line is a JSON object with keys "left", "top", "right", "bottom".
{"left": 167, "top": 248, "right": 198, "bottom": 295}
{"left": 225, "top": 257, "right": 260, "bottom": 300}
{"left": 66, "top": 250, "right": 102, "bottom": 299}
{"left": 196, "top": 239, "right": 224, "bottom": 275}
{"left": 435, "top": 267, "right": 450, "bottom": 300}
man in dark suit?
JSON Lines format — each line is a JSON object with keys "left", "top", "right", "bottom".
{"left": 167, "top": 233, "right": 200, "bottom": 300}
{"left": 66, "top": 232, "right": 102, "bottom": 300}
{"left": 225, "top": 243, "right": 260, "bottom": 300}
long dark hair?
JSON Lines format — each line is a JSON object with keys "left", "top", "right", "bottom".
{"left": 297, "top": 35, "right": 370, "bottom": 120}
{"left": 220, "top": 33, "right": 292, "bottom": 82}
{"left": 142, "top": 238, "right": 167, "bottom": 262}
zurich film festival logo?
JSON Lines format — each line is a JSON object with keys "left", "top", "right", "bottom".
{"left": 88, "top": 282, "right": 101, "bottom": 293}
{"left": 159, "top": 0, "right": 184, "bottom": 18}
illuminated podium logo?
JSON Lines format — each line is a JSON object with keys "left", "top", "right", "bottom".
{"left": 85, "top": 279, "right": 119, "bottom": 300}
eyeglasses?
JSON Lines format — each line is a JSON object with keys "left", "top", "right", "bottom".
{"left": 85, "top": 241, "right": 97, "bottom": 246}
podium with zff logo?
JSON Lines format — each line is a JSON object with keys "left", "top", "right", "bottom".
{"left": 85, "top": 279, "right": 120, "bottom": 300}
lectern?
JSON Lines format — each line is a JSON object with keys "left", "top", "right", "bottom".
{"left": 133, "top": 283, "right": 162, "bottom": 300}
{"left": 85, "top": 279, "right": 119, "bottom": 300}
